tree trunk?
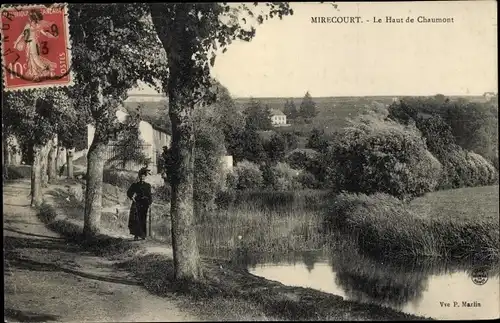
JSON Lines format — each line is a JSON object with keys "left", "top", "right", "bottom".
{"left": 31, "top": 142, "right": 51, "bottom": 207}
{"left": 168, "top": 96, "right": 202, "bottom": 281}
{"left": 56, "top": 147, "right": 66, "bottom": 177}
{"left": 47, "top": 135, "right": 58, "bottom": 183}
{"left": 3, "top": 135, "right": 9, "bottom": 180}
{"left": 40, "top": 142, "right": 50, "bottom": 188}
{"left": 83, "top": 133, "right": 107, "bottom": 238}
{"left": 67, "top": 148, "right": 74, "bottom": 179}
{"left": 151, "top": 3, "right": 202, "bottom": 281}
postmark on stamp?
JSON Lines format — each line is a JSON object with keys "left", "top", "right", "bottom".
{"left": 1, "top": 3, "right": 73, "bottom": 91}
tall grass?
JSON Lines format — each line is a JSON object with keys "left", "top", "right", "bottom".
{"left": 324, "top": 191, "right": 500, "bottom": 262}
{"left": 152, "top": 190, "right": 332, "bottom": 255}
{"left": 202, "top": 190, "right": 332, "bottom": 253}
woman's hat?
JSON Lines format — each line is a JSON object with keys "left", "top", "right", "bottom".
{"left": 138, "top": 167, "right": 151, "bottom": 176}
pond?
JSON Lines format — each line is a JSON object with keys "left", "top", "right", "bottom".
{"left": 239, "top": 249, "right": 500, "bottom": 320}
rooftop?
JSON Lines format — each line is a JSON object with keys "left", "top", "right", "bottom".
{"left": 270, "top": 108, "right": 286, "bottom": 116}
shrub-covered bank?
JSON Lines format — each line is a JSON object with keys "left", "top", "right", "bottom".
{"left": 324, "top": 187, "right": 500, "bottom": 262}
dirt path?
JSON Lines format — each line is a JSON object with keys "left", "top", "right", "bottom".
{"left": 3, "top": 179, "right": 197, "bottom": 323}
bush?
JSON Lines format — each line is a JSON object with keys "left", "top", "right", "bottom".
{"left": 234, "top": 160, "right": 263, "bottom": 190}
{"left": 325, "top": 108, "right": 443, "bottom": 200}
{"left": 286, "top": 149, "right": 320, "bottom": 170}
{"left": 439, "top": 146, "right": 498, "bottom": 189}
{"left": 224, "top": 171, "right": 239, "bottom": 191}
{"left": 298, "top": 171, "right": 320, "bottom": 189}
{"left": 389, "top": 97, "right": 499, "bottom": 180}
{"left": 268, "top": 162, "right": 302, "bottom": 191}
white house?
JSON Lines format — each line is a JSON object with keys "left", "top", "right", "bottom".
{"left": 270, "top": 109, "right": 287, "bottom": 126}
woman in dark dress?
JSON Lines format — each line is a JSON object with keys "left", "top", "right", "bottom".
{"left": 127, "top": 167, "right": 152, "bottom": 241}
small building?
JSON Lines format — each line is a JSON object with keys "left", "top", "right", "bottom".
{"left": 270, "top": 109, "right": 287, "bottom": 126}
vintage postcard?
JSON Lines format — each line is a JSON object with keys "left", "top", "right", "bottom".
{"left": 3, "top": 1, "right": 498, "bottom": 322}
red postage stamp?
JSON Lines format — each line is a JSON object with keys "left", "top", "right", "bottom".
{"left": 1, "top": 3, "right": 72, "bottom": 91}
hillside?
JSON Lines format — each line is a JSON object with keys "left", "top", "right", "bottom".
{"left": 122, "top": 95, "right": 489, "bottom": 137}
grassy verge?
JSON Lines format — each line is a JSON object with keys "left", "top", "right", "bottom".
{"left": 36, "top": 201, "right": 141, "bottom": 260}
{"left": 324, "top": 187, "right": 500, "bottom": 262}
{"left": 117, "top": 252, "right": 431, "bottom": 321}
{"left": 36, "top": 185, "right": 430, "bottom": 321}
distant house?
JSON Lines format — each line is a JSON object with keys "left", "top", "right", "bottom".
{"left": 270, "top": 109, "right": 287, "bottom": 126}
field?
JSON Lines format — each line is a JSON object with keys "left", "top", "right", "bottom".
{"left": 410, "top": 185, "right": 499, "bottom": 223}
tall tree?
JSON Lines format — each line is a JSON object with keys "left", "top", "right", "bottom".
{"left": 265, "top": 133, "right": 287, "bottom": 164}
{"left": 284, "top": 98, "right": 298, "bottom": 119}
{"left": 300, "top": 91, "right": 317, "bottom": 118}
{"left": 108, "top": 112, "right": 151, "bottom": 169}
{"left": 149, "top": 2, "right": 293, "bottom": 280}
{"left": 69, "top": 3, "right": 167, "bottom": 237}
{"left": 244, "top": 98, "right": 273, "bottom": 130}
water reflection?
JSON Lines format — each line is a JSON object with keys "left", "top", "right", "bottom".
{"left": 244, "top": 240, "right": 500, "bottom": 320}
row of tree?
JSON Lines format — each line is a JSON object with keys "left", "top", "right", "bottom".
{"left": 2, "top": 3, "right": 294, "bottom": 281}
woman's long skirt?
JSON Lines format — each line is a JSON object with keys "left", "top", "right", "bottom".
{"left": 128, "top": 201, "right": 149, "bottom": 238}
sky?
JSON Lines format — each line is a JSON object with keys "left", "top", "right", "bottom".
{"left": 131, "top": 1, "right": 498, "bottom": 98}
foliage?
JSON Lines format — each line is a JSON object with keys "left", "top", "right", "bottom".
{"left": 193, "top": 107, "right": 228, "bottom": 214}
{"left": 324, "top": 190, "right": 499, "bottom": 261}
{"left": 69, "top": 3, "right": 168, "bottom": 144}
{"left": 299, "top": 91, "right": 317, "bottom": 118}
{"left": 325, "top": 107, "right": 443, "bottom": 200}
{"left": 388, "top": 96, "right": 499, "bottom": 169}
{"left": 224, "top": 171, "right": 239, "bottom": 191}
{"left": 306, "top": 128, "right": 329, "bottom": 153}
{"left": 230, "top": 124, "right": 268, "bottom": 164}
{"left": 282, "top": 132, "right": 299, "bottom": 151}
{"left": 192, "top": 79, "right": 246, "bottom": 164}
{"left": 267, "top": 162, "right": 302, "bottom": 191}
{"left": 108, "top": 112, "right": 151, "bottom": 169}
{"left": 159, "top": 106, "right": 228, "bottom": 212}
{"left": 438, "top": 146, "right": 498, "bottom": 189}
{"left": 286, "top": 149, "right": 319, "bottom": 170}
{"left": 234, "top": 160, "right": 263, "bottom": 190}
{"left": 3, "top": 89, "right": 73, "bottom": 148}
{"left": 297, "top": 171, "right": 320, "bottom": 189}
{"left": 264, "top": 133, "right": 287, "bottom": 164}
{"left": 283, "top": 99, "right": 299, "bottom": 119}
{"left": 243, "top": 98, "right": 273, "bottom": 131}
{"left": 388, "top": 97, "right": 499, "bottom": 188}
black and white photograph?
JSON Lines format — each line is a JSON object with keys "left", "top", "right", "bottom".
{"left": 2, "top": 1, "right": 499, "bottom": 321}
